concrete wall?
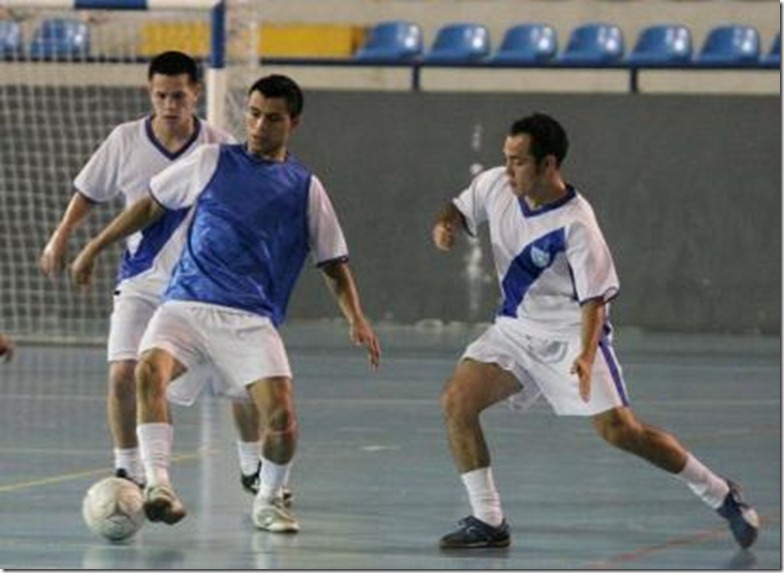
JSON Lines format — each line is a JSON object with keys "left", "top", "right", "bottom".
{"left": 285, "top": 91, "right": 780, "bottom": 334}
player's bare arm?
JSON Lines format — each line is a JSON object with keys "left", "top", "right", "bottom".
{"left": 571, "top": 299, "right": 607, "bottom": 402}
{"left": 40, "top": 192, "right": 95, "bottom": 276}
{"left": 432, "top": 202, "right": 466, "bottom": 252}
{"left": 0, "top": 334, "right": 15, "bottom": 363}
{"left": 70, "top": 195, "right": 166, "bottom": 288}
{"left": 320, "top": 260, "right": 381, "bottom": 370}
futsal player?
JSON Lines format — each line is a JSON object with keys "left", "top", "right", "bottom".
{"left": 40, "top": 51, "right": 268, "bottom": 494}
{"left": 432, "top": 113, "right": 759, "bottom": 549}
{"left": 70, "top": 74, "right": 381, "bottom": 533}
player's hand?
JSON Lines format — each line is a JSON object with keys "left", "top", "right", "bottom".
{"left": 0, "top": 334, "right": 15, "bottom": 363}
{"left": 70, "top": 247, "right": 97, "bottom": 289}
{"left": 39, "top": 235, "right": 68, "bottom": 276}
{"left": 570, "top": 355, "right": 593, "bottom": 402}
{"left": 349, "top": 317, "right": 381, "bottom": 371}
{"left": 432, "top": 221, "right": 456, "bottom": 251}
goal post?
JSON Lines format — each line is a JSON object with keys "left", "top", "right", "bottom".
{"left": 0, "top": 0, "right": 260, "bottom": 343}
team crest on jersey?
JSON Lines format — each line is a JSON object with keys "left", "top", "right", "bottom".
{"left": 530, "top": 246, "right": 551, "bottom": 268}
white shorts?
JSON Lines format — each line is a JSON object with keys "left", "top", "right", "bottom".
{"left": 138, "top": 300, "right": 292, "bottom": 406}
{"left": 107, "top": 290, "right": 159, "bottom": 362}
{"left": 462, "top": 319, "right": 629, "bottom": 416}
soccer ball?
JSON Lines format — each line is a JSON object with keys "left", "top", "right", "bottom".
{"left": 82, "top": 477, "right": 145, "bottom": 541}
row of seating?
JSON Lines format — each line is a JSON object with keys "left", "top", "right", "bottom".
{"left": 356, "top": 21, "right": 780, "bottom": 66}
{"left": 0, "top": 17, "right": 780, "bottom": 68}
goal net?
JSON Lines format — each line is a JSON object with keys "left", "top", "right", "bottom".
{"left": 0, "top": 1, "right": 262, "bottom": 344}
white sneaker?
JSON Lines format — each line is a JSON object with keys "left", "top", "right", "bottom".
{"left": 144, "top": 483, "right": 187, "bottom": 525}
{"left": 253, "top": 496, "right": 299, "bottom": 533}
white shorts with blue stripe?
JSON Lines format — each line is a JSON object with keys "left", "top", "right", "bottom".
{"left": 462, "top": 317, "right": 629, "bottom": 416}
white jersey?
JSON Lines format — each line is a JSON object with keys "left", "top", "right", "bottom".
{"left": 73, "top": 116, "right": 235, "bottom": 296}
{"left": 453, "top": 166, "right": 619, "bottom": 339}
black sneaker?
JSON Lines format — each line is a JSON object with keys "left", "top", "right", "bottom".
{"left": 240, "top": 462, "right": 294, "bottom": 507}
{"left": 439, "top": 516, "right": 511, "bottom": 549}
{"left": 115, "top": 468, "right": 144, "bottom": 490}
{"left": 717, "top": 480, "right": 759, "bottom": 549}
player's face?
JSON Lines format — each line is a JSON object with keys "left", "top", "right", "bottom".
{"left": 245, "top": 91, "right": 299, "bottom": 160}
{"left": 503, "top": 134, "right": 546, "bottom": 198}
{"left": 148, "top": 73, "right": 199, "bottom": 131}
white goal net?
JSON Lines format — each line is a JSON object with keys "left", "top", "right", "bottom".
{"left": 0, "top": 1, "right": 262, "bottom": 343}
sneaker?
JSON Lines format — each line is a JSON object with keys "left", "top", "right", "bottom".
{"left": 115, "top": 468, "right": 144, "bottom": 490}
{"left": 253, "top": 496, "right": 299, "bottom": 533}
{"left": 439, "top": 516, "right": 511, "bottom": 549}
{"left": 241, "top": 463, "right": 294, "bottom": 507}
{"left": 717, "top": 480, "right": 759, "bottom": 549}
{"left": 144, "top": 484, "right": 187, "bottom": 525}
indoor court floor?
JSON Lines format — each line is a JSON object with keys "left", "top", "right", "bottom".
{"left": 0, "top": 322, "right": 780, "bottom": 570}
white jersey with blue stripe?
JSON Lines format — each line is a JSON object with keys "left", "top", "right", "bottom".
{"left": 73, "top": 116, "right": 235, "bottom": 296}
{"left": 453, "top": 166, "right": 619, "bottom": 338}
{"left": 149, "top": 143, "right": 349, "bottom": 326}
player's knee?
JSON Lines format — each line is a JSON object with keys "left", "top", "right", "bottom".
{"left": 266, "top": 405, "right": 297, "bottom": 436}
{"left": 595, "top": 416, "right": 644, "bottom": 450}
{"left": 440, "top": 379, "right": 474, "bottom": 421}
{"left": 109, "top": 362, "right": 136, "bottom": 399}
{"left": 134, "top": 357, "right": 166, "bottom": 403}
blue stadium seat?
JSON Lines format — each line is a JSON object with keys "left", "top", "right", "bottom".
{"left": 0, "top": 20, "right": 23, "bottom": 58}
{"left": 696, "top": 25, "right": 760, "bottom": 65}
{"left": 354, "top": 21, "right": 423, "bottom": 62}
{"left": 30, "top": 18, "right": 90, "bottom": 59}
{"left": 761, "top": 32, "right": 780, "bottom": 66}
{"left": 423, "top": 23, "right": 491, "bottom": 63}
{"left": 559, "top": 23, "right": 625, "bottom": 64}
{"left": 626, "top": 24, "right": 693, "bottom": 65}
{"left": 489, "top": 23, "right": 558, "bottom": 64}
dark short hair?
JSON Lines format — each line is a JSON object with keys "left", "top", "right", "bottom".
{"left": 248, "top": 74, "right": 304, "bottom": 119}
{"left": 509, "top": 113, "right": 569, "bottom": 166}
{"left": 148, "top": 50, "right": 200, "bottom": 84}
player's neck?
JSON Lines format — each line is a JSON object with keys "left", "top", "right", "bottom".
{"left": 524, "top": 179, "right": 568, "bottom": 211}
{"left": 150, "top": 116, "right": 195, "bottom": 152}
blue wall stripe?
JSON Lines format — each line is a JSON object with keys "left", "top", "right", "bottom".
{"left": 209, "top": 0, "right": 225, "bottom": 69}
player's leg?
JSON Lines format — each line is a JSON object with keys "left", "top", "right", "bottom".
{"left": 232, "top": 399, "right": 263, "bottom": 491}
{"left": 439, "top": 358, "right": 521, "bottom": 549}
{"left": 592, "top": 406, "right": 759, "bottom": 548}
{"left": 247, "top": 376, "right": 299, "bottom": 533}
{"left": 107, "top": 360, "right": 142, "bottom": 484}
{"left": 106, "top": 292, "right": 158, "bottom": 486}
{"left": 135, "top": 346, "right": 188, "bottom": 524}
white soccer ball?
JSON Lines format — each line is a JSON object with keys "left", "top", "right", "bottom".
{"left": 82, "top": 477, "right": 145, "bottom": 542}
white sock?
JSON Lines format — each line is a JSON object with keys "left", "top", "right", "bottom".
{"left": 461, "top": 467, "right": 504, "bottom": 527}
{"left": 256, "top": 455, "right": 291, "bottom": 501}
{"left": 137, "top": 423, "right": 174, "bottom": 488}
{"left": 236, "top": 440, "right": 261, "bottom": 475}
{"left": 675, "top": 453, "right": 730, "bottom": 509}
{"left": 114, "top": 447, "right": 144, "bottom": 483}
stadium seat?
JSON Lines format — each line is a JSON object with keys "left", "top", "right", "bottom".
{"left": 489, "top": 23, "right": 558, "bottom": 63}
{"left": 696, "top": 25, "right": 760, "bottom": 65}
{"left": 626, "top": 24, "right": 693, "bottom": 65}
{"left": 423, "top": 23, "right": 490, "bottom": 63}
{"left": 761, "top": 32, "right": 780, "bottom": 65}
{"left": 29, "top": 18, "right": 90, "bottom": 59}
{"left": 0, "top": 20, "right": 23, "bottom": 58}
{"left": 559, "top": 23, "right": 625, "bottom": 64}
{"left": 354, "top": 20, "right": 423, "bottom": 62}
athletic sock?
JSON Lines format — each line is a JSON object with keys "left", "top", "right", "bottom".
{"left": 675, "top": 453, "right": 731, "bottom": 509}
{"left": 236, "top": 440, "right": 261, "bottom": 475}
{"left": 137, "top": 423, "right": 174, "bottom": 488}
{"left": 256, "top": 455, "right": 291, "bottom": 501}
{"left": 114, "top": 447, "right": 144, "bottom": 484}
{"left": 461, "top": 466, "right": 504, "bottom": 527}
